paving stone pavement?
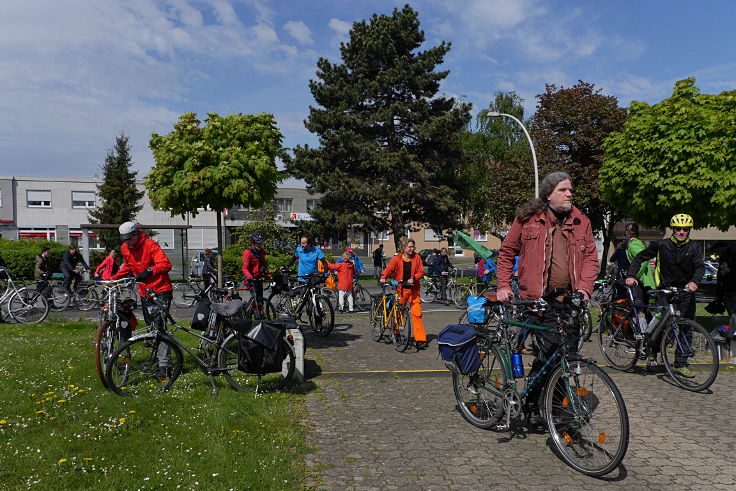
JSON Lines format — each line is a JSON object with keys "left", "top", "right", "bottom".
{"left": 301, "top": 306, "right": 736, "bottom": 490}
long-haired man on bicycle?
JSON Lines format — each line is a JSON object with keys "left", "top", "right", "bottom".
{"left": 496, "top": 171, "right": 598, "bottom": 427}
{"left": 625, "top": 214, "right": 704, "bottom": 376}
{"left": 112, "top": 221, "right": 174, "bottom": 379}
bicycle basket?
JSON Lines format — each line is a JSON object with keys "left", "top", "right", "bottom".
{"left": 438, "top": 324, "right": 481, "bottom": 375}
{"left": 232, "top": 319, "right": 287, "bottom": 374}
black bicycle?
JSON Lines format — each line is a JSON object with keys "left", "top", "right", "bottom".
{"left": 268, "top": 271, "right": 335, "bottom": 336}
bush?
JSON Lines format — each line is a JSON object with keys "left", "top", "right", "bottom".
{"left": 221, "top": 244, "right": 296, "bottom": 280}
{"left": 0, "top": 239, "right": 67, "bottom": 279}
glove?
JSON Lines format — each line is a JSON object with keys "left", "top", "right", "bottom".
{"left": 135, "top": 268, "right": 153, "bottom": 282}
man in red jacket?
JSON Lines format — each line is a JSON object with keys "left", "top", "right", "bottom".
{"left": 496, "top": 171, "right": 598, "bottom": 426}
{"left": 113, "top": 221, "right": 174, "bottom": 379}
{"left": 242, "top": 232, "right": 269, "bottom": 301}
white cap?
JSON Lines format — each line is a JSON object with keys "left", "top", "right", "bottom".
{"left": 119, "top": 221, "right": 139, "bottom": 240}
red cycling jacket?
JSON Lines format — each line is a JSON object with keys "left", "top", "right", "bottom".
{"left": 113, "top": 233, "right": 173, "bottom": 297}
{"left": 242, "top": 247, "right": 268, "bottom": 280}
{"left": 95, "top": 255, "right": 119, "bottom": 280}
{"left": 328, "top": 261, "right": 355, "bottom": 290}
{"left": 497, "top": 206, "right": 598, "bottom": 300}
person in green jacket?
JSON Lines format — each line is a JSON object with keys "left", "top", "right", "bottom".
{"left": 625, "top": 223, "right": 655, "bottom": 289}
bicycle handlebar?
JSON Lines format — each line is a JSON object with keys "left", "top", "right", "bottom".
{"left": 96, "top": 277, "right": 137, "bottom": 286}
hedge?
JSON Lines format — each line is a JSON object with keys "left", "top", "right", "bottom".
{"left": 0, "top": 239, "right": 68, "bottom": 279}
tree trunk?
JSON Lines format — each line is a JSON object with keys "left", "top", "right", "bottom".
{"left": 217, "top": 211, "right": 223, "bottom": 288}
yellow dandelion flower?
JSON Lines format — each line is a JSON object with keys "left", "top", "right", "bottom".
{"left": 78, "top": 390, "right": 85, "bottom": 393}
{"left": 128, "top": 410, "right": 136, "bottom": 414}
{"left": 119, "top": 417, "right": 126, "bottom": 423}
{"left": 0, "top": 420, "right": 7, "bottom": 424}
{"left": 58, "top": 399, "right": 67, "bottom": 403}
{"left": 35, "top": 410, "right": 44, "bottom": 414}
{"left": 83, "top": 457, "right": 93, "bottom": 461}
{"left": 58, "top": 458, "right": 68, "bottom": 463}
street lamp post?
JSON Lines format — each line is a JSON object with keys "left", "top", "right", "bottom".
{"left": 487, "top": 111, "right": 539, "bottom": 198}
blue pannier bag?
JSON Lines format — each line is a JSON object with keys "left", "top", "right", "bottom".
{"left": 438, "top": 324, "right": 481, "bottom": 375}
{"left": 466, "top": 295, "right": 486, "bottom": 324}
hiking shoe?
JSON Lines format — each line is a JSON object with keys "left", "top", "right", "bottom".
{"left": 674, "top": 366, "right": 695, "bottom": 378}
{"left": 625, "top": 345, "right": 637, "bottom": 354}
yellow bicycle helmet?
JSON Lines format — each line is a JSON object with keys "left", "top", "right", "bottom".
{"left": 670, "top": 214, "right": 693, "bottom": 228}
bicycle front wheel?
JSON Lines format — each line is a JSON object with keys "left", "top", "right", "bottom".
{"left": 106, "top": 336, "right": 183, "bottom": 397}
{"left": 419, "top": 281, "right": 437, "bottom": 303}
{"left": 453, "top": 286, "right": 471, "bottom": 309}
{"left": 95, "top": 320, "right": 126, "bottom": 389}
{"left": 389, "top": 306, "right": 412, "bottom": 352}
{"left": 581, "top": 308, "right": 593, "bottom": 342}
{"left": 597, "top": 309, "right": 637, "bottom": 371}
{"left": 310, "top": 295, "right": 335, "bottom": 336}
{"left": 49, "top": 285, "right": 71, "bottom": 311}
{"left": 369, "top": 297, "right": 385, "bottom": 342}
{"left": 218, "top": 333, "right": 295, "bottom": 392}
{"left": 661, "top": 319, "right": 718, "bottom": 392}
{"left": 544, "top": 357, "right": 629, "bottom": 477}
{"left": 75, "top": 285, "right": 99, "bottom": 311}
{"left": 452, "top": 344, "right": 507, "bottom": 429}
{"left": 8, "top": 289, "right": 49, "bottom": 324}
{"left": 352, "top": 284, "right": 371, "bottom": 311}
{"left": 172, "top": 283, "right": 197, "bottom": 308}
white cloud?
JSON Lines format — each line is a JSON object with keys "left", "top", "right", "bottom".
{"left": 328, "top": 18, "right": 352, "bottom": 35}
{"left": 284, "top": 20, "right": 314, "bottom": 45}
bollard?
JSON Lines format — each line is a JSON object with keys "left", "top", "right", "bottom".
{"left": 286, "top": 328, "right": 305, "bottom": 383}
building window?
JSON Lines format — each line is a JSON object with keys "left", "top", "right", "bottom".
{"left": 306, "top": 199, "right": 319, "bottom": 211}
{"left": 424, "top": 229, "right": 443, "bottom": 241}
{"left": 276, "top": 198, "right": 292, "bottom": 212}
{"left": 27, "top": 190, "right": 52, "bottom": 208}
{"left": 72, "top": 191, "right": 96, "bottom": 208}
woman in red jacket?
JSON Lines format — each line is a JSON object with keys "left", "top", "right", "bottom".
{"left": 379, "top": 237, "right": 427, "bottom": 349}
{"left": 94, "top": 249, "right": 119, "bottom": 280}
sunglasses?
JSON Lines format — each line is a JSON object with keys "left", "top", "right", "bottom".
{"left": 673, "top": 227, "right": 690, "bottom": 232}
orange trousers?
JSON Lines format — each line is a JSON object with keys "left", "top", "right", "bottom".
{"left": 399, "top": 286, "right": 426, "bottom": 342}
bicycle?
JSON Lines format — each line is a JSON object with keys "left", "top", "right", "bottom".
{"left": 44, "top": 271, "right": 98, "bottom": 311}
{"left": 0, "top": 267, "right": 49, "bottom": 324}
{"left": 268, "top": 272, "right": 335, "bottom": 336}
{"left": 450, "top": 289, "right": 629, "bottom": 477}
{"left": 453, "top": 277, "right": 492, "bottom": 309}
{"left": 105, "top": 291, "right": 297, "bottom": 396}
{"left": 171, "top": 272, "right": 219, "bottom": 307}
{"left": 597, "top": 285, "right": 719, "bottom": 392}
{"left": 369, "top": 281, "right": 413, "bottom": 352}
{"left": 94, "top": 278, "right": 139, "bottom": 389}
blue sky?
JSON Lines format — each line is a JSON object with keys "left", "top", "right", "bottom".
{"left": 1, "top": 0, "right": 735, "bottom": 178}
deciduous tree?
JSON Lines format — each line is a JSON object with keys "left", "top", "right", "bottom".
{"left": 601, "top": 78, "right": 736, "bottom": 230}
{"left": 287, "top": 5, "right": 471, "bottom": 250}
{"left": 147, "top": 112, "right": 284, "bottom": 283}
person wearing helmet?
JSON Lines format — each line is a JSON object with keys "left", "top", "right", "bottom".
{"left": 242, "top": 232, "right": 269, "bottom": 300}
{"left": 626, "top": 214, "right": 704, "bottom": 376}
{"left": 113, "top": 221, "right": 174, "bottom": 378}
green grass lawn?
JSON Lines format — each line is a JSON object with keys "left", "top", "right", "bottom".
{"left": 0, "top": 320, "right": 308, "bottom": 490}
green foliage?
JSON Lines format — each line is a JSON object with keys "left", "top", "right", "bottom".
{"left": 220, "top": 244, "right": 295, "bottom": 280}
{"left": 147, "top": 112, "right": 285, "bottom": 219}
{"left": 0, "top": 239, "right": 66, "bottom": 278}
{"left": 531, "top": 81, "right": 627, "bottom": 235}
{"left": 288, "top": 5, "right": 471, "bottom": 250}
{"left": 601, "top": 78, "right": 736, "bottom": 230}
{"left": 88, "top": 132, "right": 144, "bottom": 250}
{"left": 0, "top": 321, "right": 306, "bottom": 488}
{"left": 458, "top": 92, "right": 533, "bottom": 237}
{"left": 233, "top": 205, "right": 297, "bottom": 255}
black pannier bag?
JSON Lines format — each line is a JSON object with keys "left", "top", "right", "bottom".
{"left": 233, "top": 319, "right": 291, "bottom": 374}
{"left": 190, "top": 294, "right": 212, "bottom": 331}
{"left": 438, "top": 324, "right": 481, "bottom": 375}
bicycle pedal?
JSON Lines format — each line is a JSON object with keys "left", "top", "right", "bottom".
{"left": 495, "top": 423, "right": 509, "bottom": 431}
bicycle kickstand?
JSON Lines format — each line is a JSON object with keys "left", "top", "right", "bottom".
{"left": 208, "top": 373, "right": 218, "bottom": 396}
{"left": 496, "top": 396, "right": 512, "bottom": 432}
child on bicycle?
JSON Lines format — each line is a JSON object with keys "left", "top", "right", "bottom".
{"left": 328, "top": 252, "right": 356, "bottom": 313}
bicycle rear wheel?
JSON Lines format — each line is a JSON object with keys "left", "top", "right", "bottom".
{"left": 218, "top": 333, "right": 295, "bottom": 392}
{"left": 310, "top": 295, "right": 334, "bottom": 336}
{"left": 390, "top": 306, "right": 412, "bottom": 352}
{"left": 453, "top": 286, "right": 471, "bottom": 309}
{"left": 597, "top": 309, "right": 637, "bottom": 371}
{"left": 49, "top": 285, "right": 71, "bottom": 311}
{"left": 581, "top": 308, "right": 593, "bottom": 342}
{"left": 106, "top": 336, "right": 183, "bottom": 397}
{"left": 352, "top": 284, "right": 371, "bottom": 311}
{"left": 369, "top": 297, "right": 384, "bottom": 342}
{"left": 452, "top": 344, "right": 507, "bottom": 429}
{"left": 544, "top": 357, "right": 629, "bottom": 477}
{"left": 172, "top": 283, "right": 197, "bottom": 308}
{"left": 661, "top": 319, "right": 718, "bottom": 392}
{"left": 319, "top": 287, "right": 337, "bottom": 309}
{"left": 8, "top": 289, "right": 49, "bottom": 324}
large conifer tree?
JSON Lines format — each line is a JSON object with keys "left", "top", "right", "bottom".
{"left": 288, "top": 5, "right": 471, "bottom": 250}
{"left": 88, "top": 132, "right": 144, "bottom": 250}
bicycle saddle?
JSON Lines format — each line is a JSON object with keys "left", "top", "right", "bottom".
{"left": 483, "top": 292, "right": 502, "bottom": 305}
{"left": 210, "top": 300, "right": 245, "bottom": 317}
